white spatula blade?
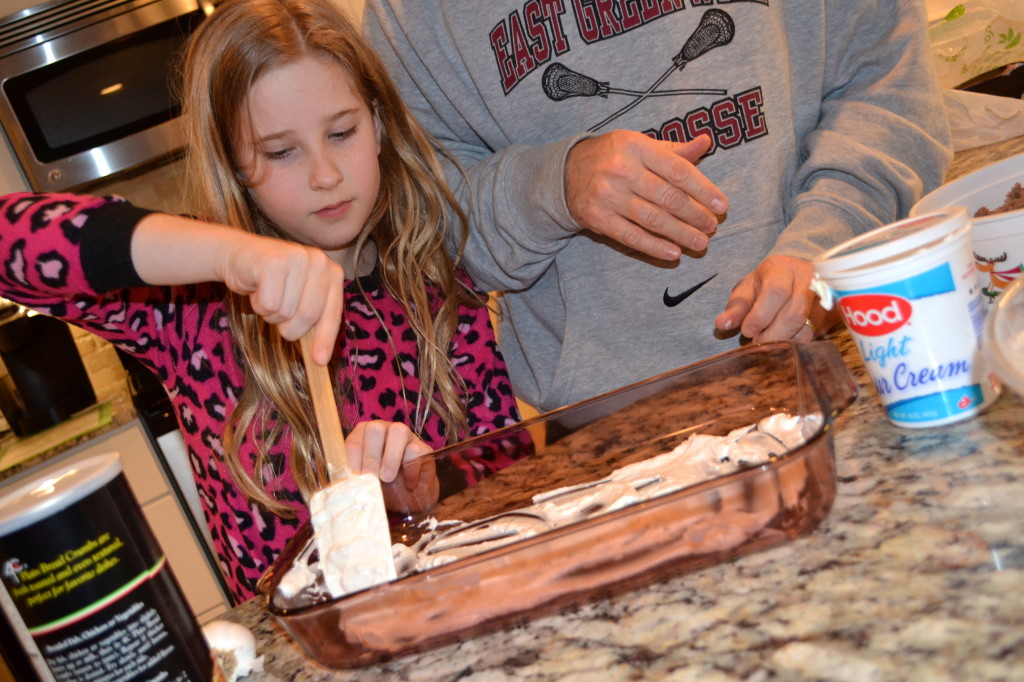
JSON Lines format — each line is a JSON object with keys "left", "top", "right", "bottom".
{"left": 310, "top": 471, "right": 397, "bottom": 597}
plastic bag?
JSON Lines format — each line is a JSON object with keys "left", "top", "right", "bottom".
{"left": 943, "top": 88, "right": 1024, "bottom": 151}
{"left": 929, "top": 0, "right": 1024, "bottom": 89}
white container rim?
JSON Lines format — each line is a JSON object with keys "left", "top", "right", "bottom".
{"left": 910, "top": 152, "right": 1024, "bottom": 220}
{"left": 812, "top": 207, "right": 970, "bottom": 282}
{"left": 0, "top": 452, "right": 122, "bottom": 536}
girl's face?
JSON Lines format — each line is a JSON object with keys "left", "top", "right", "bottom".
{"left": 240, "top": 54, "right": 381, "bottom": 273}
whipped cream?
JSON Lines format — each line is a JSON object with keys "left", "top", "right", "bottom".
{"left": 407, "top": 412, "right": 820, "bottom": 571}
{"left": 309, "top": 471, "right": 397, "bottom": 598}
{"left": 279, "top": 413, "right": 820, "bottom": 599}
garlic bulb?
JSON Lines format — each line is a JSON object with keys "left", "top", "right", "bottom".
{"left": 202, "top": 620, "right": 262, "bottom": 681}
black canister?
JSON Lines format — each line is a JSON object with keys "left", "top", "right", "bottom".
{"left": 0, "top": 453, "right": 212, "bottom": 681}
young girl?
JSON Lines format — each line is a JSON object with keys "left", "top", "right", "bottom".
{"left": 0, "top": 0, "right": 522, "bottom": 603}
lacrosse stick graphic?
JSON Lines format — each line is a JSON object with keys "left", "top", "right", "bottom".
{"left": 542, "top": 63, "right": 726, "bottom": 101}
{"left": 587, "top": 8, "right": 735, "bottom": 132}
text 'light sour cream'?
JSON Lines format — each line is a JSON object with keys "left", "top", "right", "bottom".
{"left": 812, "top": 207, "right": 1000, "bottom": 428}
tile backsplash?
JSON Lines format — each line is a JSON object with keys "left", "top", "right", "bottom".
{"left": 71, "top": 327, "right": 133, "bottom": 411}
{"left": 69, "top": 155, "right": 193, "bottom": 413}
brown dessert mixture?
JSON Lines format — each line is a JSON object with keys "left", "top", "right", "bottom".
{"left": 974, "top": 182, "right": 1024, "bottom": 217}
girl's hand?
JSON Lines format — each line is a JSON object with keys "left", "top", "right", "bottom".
{"left": 223, "top": 235, "right": 344, "bottom": 365}
{"left": 131, "top": 215, "right": 345, "bottom": 365}
{"left": 346, "top": 420, "right": 439, "bottom": 513}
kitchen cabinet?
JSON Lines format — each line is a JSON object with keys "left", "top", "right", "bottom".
{"left": 18, "top": 421, "right": 230, "bottom": 624}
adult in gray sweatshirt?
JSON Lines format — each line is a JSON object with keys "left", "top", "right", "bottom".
{"left": 363, "top": 0, "right": 952, "bottom": 412}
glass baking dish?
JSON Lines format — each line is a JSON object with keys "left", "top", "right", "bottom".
{"left": 257, "top": 340, "right": 857, "bottom": 669}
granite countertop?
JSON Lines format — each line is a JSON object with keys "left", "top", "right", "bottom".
{"left": 218, "top": 137, "right": 1024, "bottom": 681}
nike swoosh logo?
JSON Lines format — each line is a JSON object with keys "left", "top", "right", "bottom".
{"left": 663, "top": 274, "right": 717, "bottom": 307}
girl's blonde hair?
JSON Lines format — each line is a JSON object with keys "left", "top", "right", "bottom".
{"left": 180, "top": 0, "right": 480, "bottom": 516}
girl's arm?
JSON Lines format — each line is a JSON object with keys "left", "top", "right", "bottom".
{"left": 0, "top": 193, "right": 344, "bottom": 363}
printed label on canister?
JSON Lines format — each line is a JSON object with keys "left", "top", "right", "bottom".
{"left": 0, "top": 453, "right": 211, "bottom": 681}
{"left": 812, "top": 208, "right": 1001, "bottom": 428}
{"left": 831, "top": 259, "right": 991, "bottom": 425}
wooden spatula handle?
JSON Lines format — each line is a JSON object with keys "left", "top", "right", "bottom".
{"left": 300, "top": 331, "right": 350, "bottom": 482}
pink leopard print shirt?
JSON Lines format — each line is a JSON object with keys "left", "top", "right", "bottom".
{"left": 0, "top": 193, "right": 522, "bottom": 603}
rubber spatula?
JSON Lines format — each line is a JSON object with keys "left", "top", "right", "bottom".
{"left": 300, "top": 332, "right": 396, "bottom": 597}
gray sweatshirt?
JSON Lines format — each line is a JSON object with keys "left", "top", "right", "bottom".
{"left": 364, "top": 0, "right": 952, "bottom": 411}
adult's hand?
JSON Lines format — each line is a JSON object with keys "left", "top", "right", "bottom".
{"left": 714, "top": 254, "right": 839, "bottom": 342}
{"left": 565, "top": 131, "right": 728, "bottom": 261}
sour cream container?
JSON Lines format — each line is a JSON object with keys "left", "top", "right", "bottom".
{"left": 0, "top": 452, "right": 212, "bottom": 681}
{"left": 811, "top": 207, "right": 1000, "bottom": 428}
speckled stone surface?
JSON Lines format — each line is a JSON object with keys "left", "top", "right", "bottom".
{"left": 216, "top": 138, "right": 1024, "bottom": 681}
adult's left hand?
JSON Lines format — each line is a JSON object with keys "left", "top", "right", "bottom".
{"left": 714, "top": 254, "right": 838, "bottom": 342}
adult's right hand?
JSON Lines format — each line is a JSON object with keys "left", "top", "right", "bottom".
{"left": 564, "top": 131, "right": 728, "bottom": 261}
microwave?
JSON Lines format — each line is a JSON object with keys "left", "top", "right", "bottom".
{"left": 0, "top": 0, "right": 215, "bottom": 192}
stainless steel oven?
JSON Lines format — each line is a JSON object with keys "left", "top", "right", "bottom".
{"left": 0, "top": 0, "right": 214, "bottom": 192}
